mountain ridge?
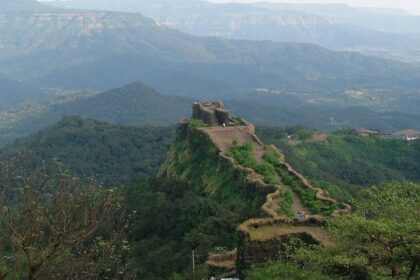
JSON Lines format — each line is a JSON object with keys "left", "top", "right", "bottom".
{"left": 0, "top": 0, "right": 419, "bottom": 134}
{"left": 1, "top": 0, "right": 420, "bottom": 97}
{"left": 47, "top": 0, "right": 420, "bottom": 61}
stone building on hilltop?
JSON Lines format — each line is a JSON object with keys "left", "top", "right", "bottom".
{"left": 192, "top": 101, "right": 230, "bottom": 126}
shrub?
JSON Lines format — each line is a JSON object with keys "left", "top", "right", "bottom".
{"left": 190, "top": 119, "right": 206, "bottom": 128}
{"left": 278, "top": 190, "right": 295, "bottom": 218}
{"left": 228, "top": 142, "right": 279, "bottom": 184}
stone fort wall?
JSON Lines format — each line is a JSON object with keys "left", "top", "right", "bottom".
{"left": 192, "top": 102, "right": 230, "bottom": 126}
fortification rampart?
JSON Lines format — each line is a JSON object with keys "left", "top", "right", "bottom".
{"left": 277, "top": 161, "right": 352, "bottom": 215}
{"left": 197, "top": 121, "right": 351, "bottom": 276}
{"left": 162, "top": 103, "right": 352, "bottom": 277}
{"left": 237, "top": 230, "right": 320, "bottom": 271}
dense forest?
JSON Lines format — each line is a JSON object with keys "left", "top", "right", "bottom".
{"left": 1, "top": 116, "right": 175, "bottom": 185}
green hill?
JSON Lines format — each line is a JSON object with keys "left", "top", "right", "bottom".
{"left": 0, "top": 82, "right": 190, "bottom": 147}
{"left": 258, "top": 127, "right": 420, "bottom": 193}
{"left": 1, "top": 116, "right": 175, "bottom": 185}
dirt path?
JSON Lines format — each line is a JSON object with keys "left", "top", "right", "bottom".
{"left": 202, "top": 125, "right": 311, "bottom": 217}
{"left": 284, "top": 184, "right": 311, "bottom": 215}
{"left": 202, "top": 125, "right": 335, "bottom": 237}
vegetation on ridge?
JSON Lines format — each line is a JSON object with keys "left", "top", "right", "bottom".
{"left": 258, "top": 127, "right": 420, "bottom": 193}
{"left": 162, "top": 128, "right": 266, "bottom": 218}
{"left": 227, "top": 141, "right": 279, "bottom": 185}
{"left": 247, "top": 181, "right": 420, "bottom": 279}
{"left": 0, "top": 118, "right": 418, "bottom": 279}
{"left": 263, "top": 147, "right": 339, "bottom": 216}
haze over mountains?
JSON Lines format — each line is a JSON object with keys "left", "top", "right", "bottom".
{"left": 1, "top": 82, "right": 420, "bottom": 149}
{"left": 0, "top": 74, "right": 49, "bottom": 110}
{"left": 0, "top": 0, "right": 419, "bottom": 147}
{"left": 1, "top": 2, "right": 419, "bottom": 94}
{"left": 0, "top": 2, "right": 419, "bottom": 278}
{"left": 49, "top": 0, "right": 420, "bottom": 62}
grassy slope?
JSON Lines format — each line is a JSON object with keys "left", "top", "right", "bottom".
{"left": 258, "top": 128, "right": 420, "bottom": 192}
{"left": 160, "top": 126, "right": 266, "bottom": 218}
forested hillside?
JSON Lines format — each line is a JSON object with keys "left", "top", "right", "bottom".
{"left": 258, "top": 127, "right": 420, "bottom": 193}
{"left": 1, "top": 116, "right": 175, "bottom": 185}
{"left": 4, "top": 116, "right": 419, "bottom": 190}
{"left": 4, "top": 112, "right": 419, "bottom": 196}
{"left": 0, "top": 82, "right": 189, "bottom": 148}
{"left": 1, "top": 115, "right": 418, "bottom": 279}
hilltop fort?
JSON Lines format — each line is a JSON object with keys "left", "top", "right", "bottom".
{"left": 160, "top": 102, "right": 351, "bottom": 278}
{"left": 192, "top": 101, "right": 230, "bottom": 126}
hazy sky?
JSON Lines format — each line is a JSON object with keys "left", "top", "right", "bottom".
{"left": 209, "top": 0, "right": 420, "bottom": 15}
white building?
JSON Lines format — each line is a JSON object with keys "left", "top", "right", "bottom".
{"left": 392, "top": 129, "right": 420, "bottom": 142}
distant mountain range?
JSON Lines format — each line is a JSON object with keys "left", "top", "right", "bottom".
{"left": 253, "top": 3, "right": 420, "bottom": 34}
{"left": 0, "top": 0, "right": 419, "bottom": 143}
{"left": 1, "top": 1, "right": 419, "bottom": 104}
{"left": 47, "top": 0, "right": 420, "bottom": 62}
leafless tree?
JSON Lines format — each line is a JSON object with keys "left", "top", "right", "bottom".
{"left": 0, "top": 152, "right": 132, "bottom": 280}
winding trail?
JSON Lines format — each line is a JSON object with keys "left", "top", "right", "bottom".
{"left": 201, "top": 124, "right": 350, "bottom": 272}
{"left": 201, "top": 125, "right": 312, "bottom": 219}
